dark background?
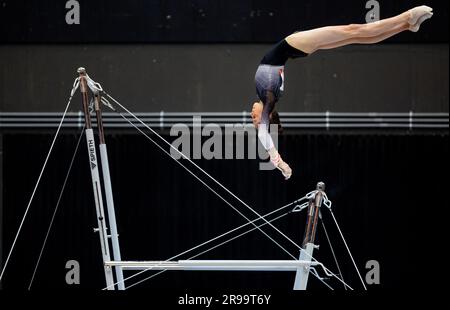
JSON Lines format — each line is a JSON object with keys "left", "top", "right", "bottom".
{"left": 2, "top": 131, "right": 447, "bottom": 290}
{"left": 0, "top": 0, "right": 448, "bottom": 291}
{"left": 0, "top": 0, "right": 448, "bottom": 113}
{"left": 1, "top": 44, "right": 448, "bottom": 113}
{"left": 0, "top": 0, "right": 448, "bottom": 43}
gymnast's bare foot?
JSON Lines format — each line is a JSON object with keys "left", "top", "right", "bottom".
{"left": 409, "top": 5, "right": 434, "bottom": 32}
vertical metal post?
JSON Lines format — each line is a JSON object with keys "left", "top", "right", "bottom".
{"left": 293, "top": 182, "right": 325, "bottom": 290}
{"left": 93, "top": 93, "right": 125, "bottom": 290}
{"left": 77, "top": 67, "right": 115, "bottom": 290}
{"left": 0, "top": 134, "right": 3, "bottom": 290}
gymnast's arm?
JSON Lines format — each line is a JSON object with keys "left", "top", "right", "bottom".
{"left": 258, "top": 96, "right": 276, "bottom": 152}
{"left": 257, "top": 94, "right": 292, "bottom": 180}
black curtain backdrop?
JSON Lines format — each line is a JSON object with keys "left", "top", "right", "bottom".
{"left": 1, "top": 131, "right": 448, "bottom": 290}
{"left": 1, "top": 0, "right": 448, "bottom": 43}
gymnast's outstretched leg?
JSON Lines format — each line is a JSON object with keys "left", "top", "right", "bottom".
{"left": 286, "top": 5, "right": 433, "bottom": 54}
{"left": 316, "top": 22, "right": 410, "bottom": 50}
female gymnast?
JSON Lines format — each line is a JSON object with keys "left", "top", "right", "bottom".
{"left": 250, "top": 5, "right": 433, "bottom": 180}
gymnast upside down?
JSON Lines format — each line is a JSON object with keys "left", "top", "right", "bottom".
{"left": 250, "top": 5, "right": 433, "bottom": 180}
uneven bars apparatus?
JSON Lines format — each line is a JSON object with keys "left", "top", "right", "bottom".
{"left": 78, "top": 68, "right": 326, "bottom": 290}
{"left": 103, "top": 184, "right": 326, "bottom": 290}
{"left": 78, "top": 68, "right": 124, "bottom": 290}
{"left": 293, "top": 182, "right": 325, "bottom": 289}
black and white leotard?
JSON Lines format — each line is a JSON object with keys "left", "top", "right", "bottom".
{"left": 254, "top": 39, "right": 308, "bottom": 150}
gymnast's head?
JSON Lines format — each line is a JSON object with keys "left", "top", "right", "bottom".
{"left": 251, "top": 101, "right": 283, "bottom": 134}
